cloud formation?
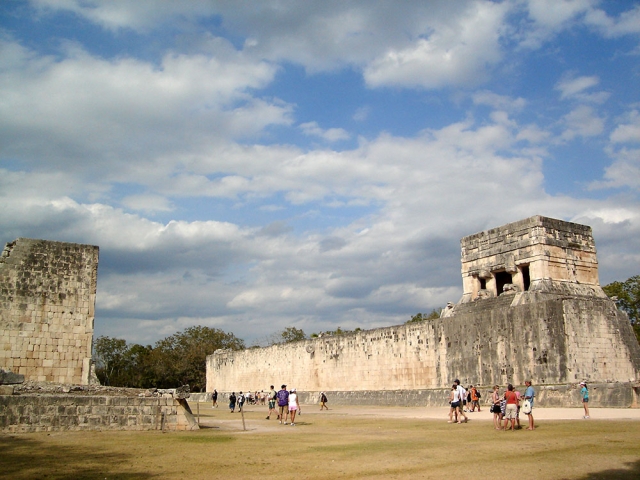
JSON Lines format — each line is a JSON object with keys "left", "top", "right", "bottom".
{"left": 1, "top": 1, "right": 639, "bottom": 345}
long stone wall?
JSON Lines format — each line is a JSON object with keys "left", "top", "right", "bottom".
{"left": 206, "top": 293, "right": 640, "bottom": 405}
{"left": 0, "top": 395, "right": 199, "bottom": 433}
{"left": 0, "top": 238, "right": 98, "bottom": 384}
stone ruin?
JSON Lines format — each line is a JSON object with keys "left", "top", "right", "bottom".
{"left": 0, "top": 238, "right": 98, "bottom": 385}
{"left": 207, "top": 216, "right": 640, "bottom": 407}
{"left": 0, "top": 238, "right": 198, "bottom": 432}
{"left": 459, "top": 215, "right": 603, "bottom": 303}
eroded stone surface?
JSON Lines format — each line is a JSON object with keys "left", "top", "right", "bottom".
{"left": 206, "top": 216, "right": 640, "bottom": 406}
{"left": 0, "top": 238, "right": 99, "bottom": 385}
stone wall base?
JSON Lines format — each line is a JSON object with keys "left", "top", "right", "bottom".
{"left": 0, "top": 395, "right": 199, "bottom": 433}
{"left": 198, "top": 382, "right": 639, "bottom": 409}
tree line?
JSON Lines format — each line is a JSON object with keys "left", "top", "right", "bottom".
{"left": 93, "top": 326, "right": 244, "bottom": 391}
{"left": 94, "top": 275, "right": 639, "bottom": 390}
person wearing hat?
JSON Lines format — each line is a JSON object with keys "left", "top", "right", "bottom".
{"left": 580, "top": 382, "right": 590, "bottom": 419}
{"left": 288, "top": 387, "right": 301, "bottom": 426}
{"left": 276, "top": 384, "right": 290, "bottom": 424}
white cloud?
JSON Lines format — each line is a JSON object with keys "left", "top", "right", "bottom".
{"left": 299, "top": 122, "right": 350, "bottom": 142}
{"left": 0, "top": 38, "right": 290, "bottom": 185}
{"left": 589, "top": 110, "right": 640, "bottom": 190}
{"left": 556, "top": 75, "right": 599, "bottom": 99}
{"left": 472, "top": 91, "right": 527, "bottom": 111}
{"left": 3, "top": 0, "right": 639, "bottom": 345}
{"left": 30, "top": 0, "right": 214, "bottom": 32}
{"left": 525, "top": 0, "right": 593, "bottom": 31}
{"left": 584, "top": 4, "right": 640, "bottom": 37}
{"left": 559, "top": 105, "right": 605, "bottom": 141}
{"left": 610, "top": 110, "right": 640, "bottom": 144}
{"left": 121, "top": 194, "right": 174, "bottom": 213}
{"left": 364, "top": 2, "right": 508, "bottom": 88}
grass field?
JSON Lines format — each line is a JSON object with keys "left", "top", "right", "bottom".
{"left": 1, "top": 404, "right": 639, "bottom": 479}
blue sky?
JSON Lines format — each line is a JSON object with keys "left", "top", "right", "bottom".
{"left": 1, "top": 0, "right": 639, "bottom": 346}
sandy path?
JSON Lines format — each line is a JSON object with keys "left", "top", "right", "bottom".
{"left": 194, "top": 403, "right": 640, "bottom": 432}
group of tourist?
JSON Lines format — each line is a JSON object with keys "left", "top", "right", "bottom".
{"left": 448, "top": 380, "right": 536, "bottom": 430}
{"left": 213, "top": 385, "right": 330, "bottom": 426}
{"left": 216, "top": 379, "right": 590, "bottom": 429}
{"left": 488, "top": 381, "right": 535, "bottom": 431}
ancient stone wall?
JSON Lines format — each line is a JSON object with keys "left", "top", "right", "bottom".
{"left": 206, "top": 216, "right": 640, "bottom": 407}
{"left": 207, "top": 294, "right": 640, "bottom": 401}
{"left": 0, "top": 395, "right": 198, "bottom": 433}
{"left": 0, "top": 238, "right": 99, "bottom": 384}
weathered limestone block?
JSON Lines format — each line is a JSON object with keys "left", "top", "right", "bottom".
{"left": 0, "top": 370, "right": 24, "bottom": 384}
{"left": 0, "top": 238, "right": 98, "bottom": 385}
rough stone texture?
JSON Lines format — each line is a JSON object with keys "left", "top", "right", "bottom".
{"left": 459, "top": 216, "right": 604, "bottom": 303}
{"left": 0, "top": 394, "right": 199, "bottom": 433}
{"left": 0, "top": 238, "right": 98, "bottom": 385}
{"left": 206, "top": 216, "right": 640, "bottom": 407}
{"left": 0, "top": 369, "right": 25, "bottom": 384}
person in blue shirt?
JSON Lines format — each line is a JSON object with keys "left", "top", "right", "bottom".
{"left": 524, "top": 380, "right": 535, "bottom": 430}
{"left": 580, "top": 382, "right": 590, "bottom": 419}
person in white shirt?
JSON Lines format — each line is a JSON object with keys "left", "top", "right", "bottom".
{"left": 288, "top": 388, "right": 301, "bottom": 426}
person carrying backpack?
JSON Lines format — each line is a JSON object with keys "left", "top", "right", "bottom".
{"left": 320, "top": 392, "right": 328, "bottom": 410}
{"left": 276, "top": 384, "right": 290, "bottom": 424}
{"left": 470, "top": 385, "right": 480, "bottom": 412}
{"left": 266, "top": 385, "right": 278, "bottom": 419}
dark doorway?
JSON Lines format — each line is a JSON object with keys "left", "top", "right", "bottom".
{"left": 521, "top": 265, "right": 531, "bottom": 291}
{"left": 495, "top": 271, "right": 512, "bottom": 295}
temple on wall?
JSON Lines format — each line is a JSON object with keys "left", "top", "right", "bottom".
{"left": 206, "top": 216, "right": 640, "bottom": 407}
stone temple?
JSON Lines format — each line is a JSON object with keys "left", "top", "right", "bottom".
{"left": 207, "top": 216, "right": 640, "bottom": 407}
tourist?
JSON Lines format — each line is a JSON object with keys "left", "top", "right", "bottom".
{"left": 229, "top": 392, "right": 236, "bottom": 413}
{"left": 502, "top": 384, "right": 518, "bottom": 431}
{"left": 277, "top": 384, "right": 290, "bottom": 424}
{"left": 491, "top": 385, "right": 501, "bottom": 430}
{"left": 454, "top": 380, "right": 467, "bottom": 413}
{"left": 288, "top": 387, "right": 301, "bottom": 426}
{"left": 469, "top": 385, "right": 480, "bottom": 412}
{"left": 320, "top": 391, "right": 329, "bottom": 410}
{"left": 212, "top": 389, "right": 218, "bottom": 408}
{"left": 524, "top": 380, "right": 535, "bottom": 430}
{"left": 238, "top": 391, "right": 245, "bottom": 412}
{"left": 266, "top": 385, "right": 277, "bottom": 419}
{"left": 448, "top": 383, "right": 467, "bottom": 424}
{"left": 514, "top": 388, "right": 522, "bottom": 429}
{"left": 580, "top": 382, "right": 590, "bottom": 419}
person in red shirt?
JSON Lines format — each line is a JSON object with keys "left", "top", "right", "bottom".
{"left": 502, "top": 384, "right": 518, "bottom": 431}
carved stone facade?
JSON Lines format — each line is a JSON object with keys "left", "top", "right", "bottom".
{"left": 459, "top": 216, "right": 603, "bottom": 303}
{"left": 0, "top": 238, "right": 99, "bottom": 385}
{"left": 206, "top": 216, "right": 640, "bottom": 406}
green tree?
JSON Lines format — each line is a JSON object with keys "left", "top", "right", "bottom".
{"left": 280, "top": 327, "right": 306, "bottom": 343}
{"left": 604, "top": 275, "right": 640, "bottom": 343}
{"left": 603, "top": 275, "right": 639, "bottom": 324}
{"left": 405, "top": 309, "right": 441, "bottom": 324}
{"left": 93, "top": 336, "right": 128, "bottom": 386}
{"left": 93, "top": 327, "right": 244, "bottom": 390}
{"left": 151, "top": 326, "right": 245, "bottom": 391}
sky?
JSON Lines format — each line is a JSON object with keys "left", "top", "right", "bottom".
{"left": 1, "top": 0, "right": 639, "bottom": 347}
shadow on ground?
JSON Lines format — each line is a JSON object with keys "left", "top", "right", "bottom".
{"left": 574, "top": 459, "right": 640, "bottom": 480}
{"left": 0, "top": 435, "right": 154, "bottom": 479}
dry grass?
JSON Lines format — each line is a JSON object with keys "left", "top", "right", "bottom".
{"left": 1, "top": 404, "right": 640, "bottom": 479}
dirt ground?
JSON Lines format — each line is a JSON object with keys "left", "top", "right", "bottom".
{"left": 195, "top": 403, "right": 640, "bottom": 431}
{"left": 2, "top": 403, "right": 640, "bottom": 479}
